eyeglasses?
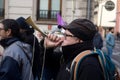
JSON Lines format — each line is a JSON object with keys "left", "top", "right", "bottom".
{"left": 63, "top": 33, "right": 75, "bottom": 37}
{"left": 61, "top": 33, "right": 77, "bottom": 40}
{"left": 51, "top": 28, "right": 75, "bottom": 38}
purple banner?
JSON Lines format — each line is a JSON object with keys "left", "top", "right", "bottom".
{"left": 57, "top": 12, "right": 65, "bottom": 26}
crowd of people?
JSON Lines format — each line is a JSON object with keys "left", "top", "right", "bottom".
{"left": 0, "top": 17, "right": 117, "bottom": 80}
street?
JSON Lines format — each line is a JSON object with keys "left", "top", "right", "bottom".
{"left": 112, "top": 40, "right": 120, "bottom": 73}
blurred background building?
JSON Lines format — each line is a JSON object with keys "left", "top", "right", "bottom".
{"left": 0, "top": 0, "right": 94, "bottom": 32}
{"left": 94, "top": 0, "right": 117, "bottom": 37}
{"left": 116, "top": 0, "right": 120, "bottom": 34}
{"left": 0, "top": 0, "right": 119, "bottom": 36}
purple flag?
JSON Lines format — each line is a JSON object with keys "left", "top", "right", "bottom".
{"left": 57, "top": 12, "right": 65, "bottom": 26}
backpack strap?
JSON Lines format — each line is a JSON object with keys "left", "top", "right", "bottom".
{"left": 95, "top": 50, "right": 120, "bottom": 80}
{"left": 70, "top": 50, "right": 92, "bottom": 80}
{"left": 93, "top": 49, "right": 107, "bottom": 80}
{"left": 70, "top": 49, "right": 119, "bottom": 80}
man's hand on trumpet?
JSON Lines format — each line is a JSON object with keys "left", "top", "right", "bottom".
{"left": 44, "top": 34, "right": 63, "bottom": 49}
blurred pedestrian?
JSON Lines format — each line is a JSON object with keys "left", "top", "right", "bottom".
{"left": 106, "top": 28, "right": 115, "bottom": 57}
{"left": 0, "top": 19, "right": 33, "bottom": 80}
{"left": 16, "top": 17, "right": 41, "bottom": 80}
{"left": 93, "top": 26, "right": 103, "bottom": 49}
{"left": 44, "top": 19, "right": 104, "bottom": 80}
{"left": 0, "top": 45, "right": 4, "bottom": 56}
{"left": 116, "top": 32, "right": 120, "bottom": 40}
{"left": 0, "top": 45, "right": 4, "bottom": 62}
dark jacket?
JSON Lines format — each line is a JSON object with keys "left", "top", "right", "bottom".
{"left": 39, "top": 39, "right": 62, "bottom": 80}
{"left": 28, "top": 35, "right": 42, "bottom": 79}
{"left": 20, "top": 31, "right": 42, "bottom": 79}
{"left": 93, "top": 32, "right": 103, "bottom": 49}
{"left": 56, "top": 41, "right": 104, "bottom": 80}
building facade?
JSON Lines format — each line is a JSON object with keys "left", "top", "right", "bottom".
{"left": 94, "top": 0, "right": 117, "bottom": 27}
{"left": 94, "top": 0, "right": 117, "bottom": 37}
{"left": 0, "top": 0, "right": 94, "bottom": 32}
{"left": 116, "top": 0, "right": 120, "bottom": 33}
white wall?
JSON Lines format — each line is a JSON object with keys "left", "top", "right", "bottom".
{"left": 97, "top": 0, "right": 117, "bottom": 27}
{"left": 5, "top": 0, "right": 33, "bottom": 19}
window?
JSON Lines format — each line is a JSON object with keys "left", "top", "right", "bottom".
{"left": 0, "top": 0, "right": 4, "bottom": 19}
{"left": 37, "top": 0, "right": 62, "bottom": 21}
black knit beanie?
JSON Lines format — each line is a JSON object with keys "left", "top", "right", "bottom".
{"left": 16, "top": 17, "right": 34, "bottom": 33}
{"left": 64, "top": 19, "right": 97, "bottom": 41}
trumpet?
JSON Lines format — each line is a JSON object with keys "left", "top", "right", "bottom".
{"left": 25, "top": 16, "right": 47, "bottom": 37}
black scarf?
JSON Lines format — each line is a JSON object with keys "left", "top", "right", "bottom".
{"left": 61, "top": 41, "right": 94, "bottom": 62}
{"left": 0, "top": 37, "right": 19, "bottom": 48}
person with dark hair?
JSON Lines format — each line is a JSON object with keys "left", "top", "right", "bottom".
{"left": 16, "top": 17, "right": 41, "bottom": 80}
{"left": 0, "top": 19, "right": 33, "bottom": 80}
{"left": 16, "top": 17, "right": 61, "bottom": 80}
{"left": 116, "top": 32, "right": 120, "bottom": 40}
{"left": 44, "top": 19, "right": 104, "bottom": 80}
{"left": 106, "top": 28, "right": 115, "bottom": 57}
{"left": 93, "top": 26, "right": 103, "bottom": 49}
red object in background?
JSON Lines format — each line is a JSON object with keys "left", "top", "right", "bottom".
{"left": 48, "top": 25, "right": 52, "bottom": 30}
{"left": 115, "top": 0, "right": 120, "bottom": 33}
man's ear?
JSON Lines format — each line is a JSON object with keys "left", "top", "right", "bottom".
{"left": 6, "top": 29, "right": 12, "bottom": 36}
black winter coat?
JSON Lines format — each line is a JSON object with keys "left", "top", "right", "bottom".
{"left": 56, "top": 41, "right": 104, "bottom": 80}
{"left": 56, "top": 55, "right": 104, "bottom": 80}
